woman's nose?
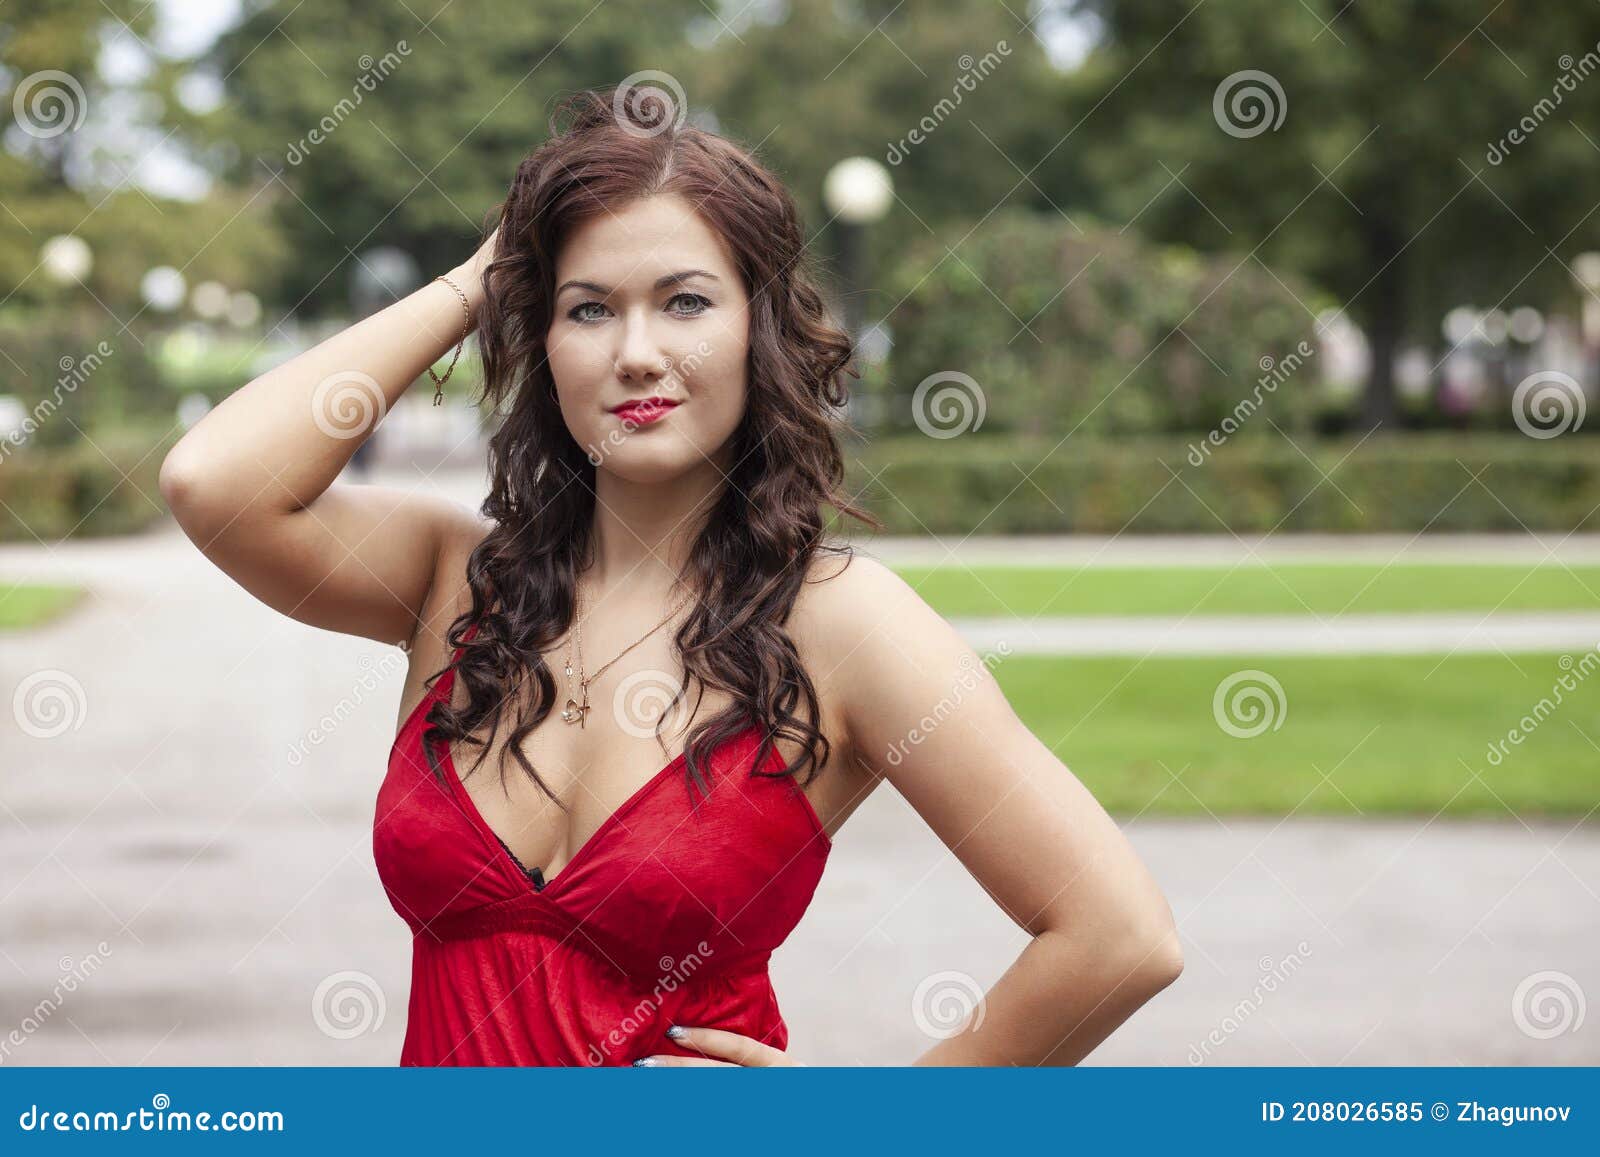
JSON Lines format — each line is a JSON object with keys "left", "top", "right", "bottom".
{"left": 613, "top": 311, "right": 668, "bottom": 384}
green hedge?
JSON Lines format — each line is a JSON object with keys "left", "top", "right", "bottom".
{"left": 844, "top": 433, "right": 1600, "bottom": 534}
{"left": 0, "top": 312, "right": 174, "bottom": 448}
{"left": 869, "top": 209, "right": 1334, "bottom": 438}
{"left": 0, "top": 424, "right": 179, "bottom": 542}
{"left": 7, "top": 428, "right": 1593, "bottom": 543}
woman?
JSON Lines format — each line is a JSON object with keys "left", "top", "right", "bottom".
{"left": 160, "top": 86, "right": 1182, "bottom": 1067}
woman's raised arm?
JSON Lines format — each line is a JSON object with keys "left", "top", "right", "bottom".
{"left": 158, "top": 230, "right": 499, "bottom": 650}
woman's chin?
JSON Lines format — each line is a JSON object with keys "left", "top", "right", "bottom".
{"left": 588, "top": 438, "right": 714, "bottom": 486}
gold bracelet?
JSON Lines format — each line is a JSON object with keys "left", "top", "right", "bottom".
{"left": 430, "top": 274, "right": 471, "bottom": 405}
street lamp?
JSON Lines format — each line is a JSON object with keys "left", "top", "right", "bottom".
{"left": 823, "top": 157, "right": 893, "bottom": 340}
{"left": 823, "top": 158, "right": 893, "bottom": 430}
{"left": 824, "top": 157, "right": 894, "bottom": 226}
{"left": 191, "top": 280, "right": 230, "bottom": 320}
{"left": 40, "top": 235, "right": 92, "bottom": 284}
{"left": 1442, "top": 306, "right": 1479, "bottom": 347}
{"left": 141, "top": 266, "right": 187, "bottom": 312}
{"left": 227, "top": 291, "right": 262, "bottom": 328}
{"left": 1508, "top": 306, "right": 1544, "bottom": 344}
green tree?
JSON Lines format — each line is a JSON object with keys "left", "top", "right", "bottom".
{"left": 0, "top": 0, "right": 285, "bottom": 424}
{"left": 1056, "top": 0, "right": 1600, "bottom": 426}
{"left": 693, "top": 0, "right": 1071, "bottom": 323}
{"left": 187, "top": 0, "right": 704, "bottom": 312}
{"left": 0, "top": 0, "right": 154, "bottom": 187}
{"left": 879, "top": 209, "right": 1323, "bottom": 438}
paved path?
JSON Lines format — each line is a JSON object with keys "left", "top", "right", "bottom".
{"left": 861, "top": 531, "right": 1600, "bottom": 566}
{"left": 956, "top": 612, "right": 1600, "bottom": 655}
{"left": 1, "top": 477, "right": 1595, "bottom": 1065}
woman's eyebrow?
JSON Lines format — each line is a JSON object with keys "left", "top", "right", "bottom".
{"left": 555, "top": 269, "right": 720, "bottom": 297}
{"left": 653, "top": 269, "right": 719, "bottom": 290}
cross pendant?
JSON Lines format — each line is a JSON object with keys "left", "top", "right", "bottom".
{"left": 561, "top": 696, "right": 590, "bottom": 727}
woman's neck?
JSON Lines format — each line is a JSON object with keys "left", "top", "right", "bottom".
{"left": 588, "top": 458, "right": 726, "bottom": 594}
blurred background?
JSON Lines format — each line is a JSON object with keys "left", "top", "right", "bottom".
{"left": 1, "top": 0, "right": 1596, "bottom": 1066}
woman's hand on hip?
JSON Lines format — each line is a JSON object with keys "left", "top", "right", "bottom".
{"left": 632, "top": 1024, "right": 802, "bottom": 1067}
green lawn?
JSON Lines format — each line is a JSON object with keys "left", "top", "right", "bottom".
{"left": 998, "top": 652, "right": 1599, "bottom": 816}
{"left": 896, "top": 563, "right": 1600, "bottom": 617}
{"left": 0, "top": 583, "right": 85, "bottom": 629}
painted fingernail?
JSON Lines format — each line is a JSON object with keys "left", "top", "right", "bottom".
{"left": 665, "top": 1024, "right": 686, "bottom": 1039}
{"left": 632, "top": 1057, "right": 658, "bottom": 1067}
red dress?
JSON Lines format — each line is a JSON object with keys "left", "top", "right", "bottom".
{"left": 372, "top": 623, "right": 832, "bottom": 1066}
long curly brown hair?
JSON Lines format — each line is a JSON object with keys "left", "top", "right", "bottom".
{"left": 419, "top": 85, "right": 882, "bottom": 809}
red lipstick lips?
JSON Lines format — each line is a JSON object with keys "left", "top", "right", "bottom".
{"left": 611, "top": 397, "right": 679, "bottom": 426}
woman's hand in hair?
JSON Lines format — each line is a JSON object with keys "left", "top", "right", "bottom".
{"left": 448, "top": 224, "right": 501, "bottom": 314}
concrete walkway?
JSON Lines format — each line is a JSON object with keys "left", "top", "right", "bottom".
{"left": 956, "top": 612, "right": 1600, "bottom": 655}
{"left": 0, "top": 472, "right": 1595, "bottom": 1065}
{"left": 862, "top": 531, "right": 1600, "bottom": 566}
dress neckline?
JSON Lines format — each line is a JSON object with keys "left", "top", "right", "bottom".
{"left": 400, "top": 619, "right": 831, "bottom": 901}
{"left": 437, "top": 718, "right": 759, "bottom": 898}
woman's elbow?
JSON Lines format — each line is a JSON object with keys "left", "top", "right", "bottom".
{"left": 159, "top": 443, "right": 242, "bottom": 544}
{"left": 1101, "top": 911, "right": 1184, "bottom": 995}
{"left": 1136, "top": 922, "right": 1185, "bottom": 991}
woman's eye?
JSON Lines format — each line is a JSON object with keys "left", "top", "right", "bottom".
{"left": 569, "top": 301, "right": 608, "bottom": 323}
{"left": 667, "top": 293, "right": 711, "bottom": 317}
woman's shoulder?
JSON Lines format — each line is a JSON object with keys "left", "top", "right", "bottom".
{"left": 794, "top": 547, "right": 928, "bottom": 620}
{"left": 787, "top": 547, "right": 940, "bottom": 673}
{"left": 784, "top": 547, "right": 974, "bottom": 796}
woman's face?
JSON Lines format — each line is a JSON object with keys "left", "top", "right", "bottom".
{"left": 544, "top": 193, "right": 751, "bottom": 484}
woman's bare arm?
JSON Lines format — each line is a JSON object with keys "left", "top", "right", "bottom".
{"left": 818, "top": 555, "right": 1184, "bottom": 1066}
{"left": 158, "top": 231, "right": 498, "bottom": 650}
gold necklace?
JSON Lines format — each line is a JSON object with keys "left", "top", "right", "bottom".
{"left": 560, "top": 580, "right": 691, "bottom": 728}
